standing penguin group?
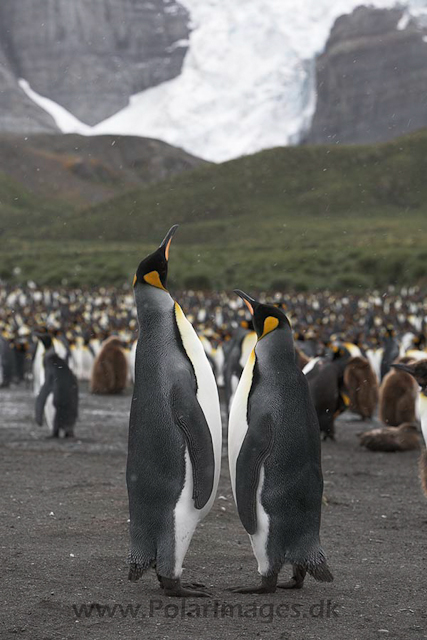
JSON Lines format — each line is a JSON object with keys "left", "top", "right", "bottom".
{"left": 126, "top": 226, "right": 333, "bottom": 597}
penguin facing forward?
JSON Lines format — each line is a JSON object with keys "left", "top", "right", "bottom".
{"left": 228, "top": 290, "right": 333, "bottom": 594}
{"left": 305, "top": 346, "right": 351, "bottom": 441}
{"left": 90, "top": 336, "right": 128, "bottom": 394}
{"left": 391, "top": 359, "right": 427, "bottom": 498}
{"left": 379, "top": 357, "right": 418, "bottom": 427}
{"left": 126, "top": 226, "right": 222, "bottom": 598}
{"left": 343, "top": 356, "right": 379, "bottom": 420}
{"left": 32, "top": 329, "right": 48, "bottom": 396}
{"left": 35, "top": 335, "right": 78, "bottom": 438}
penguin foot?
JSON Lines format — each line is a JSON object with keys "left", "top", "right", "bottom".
{"left": 322, "top": 433, "right": 335, "bottom": 442}
{"left": 156, "top": 576, "right": 207, "bottom": 590}
{"left": 277, "top": 566, "right": 306, "bottom": 590}
{"left": 228, "top": 575, "right": 277, "bottom": 594}
{"left": 159, "top": 577, "right": 211, "bottom": 598}
{"left": 182, "top": 582, "right": 207, "bottom": 589}
{"left": 277, "top": 578, "right": 304, "bottom": 589}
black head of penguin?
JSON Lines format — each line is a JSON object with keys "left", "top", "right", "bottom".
{"left": 234, "top": 290, "right": 291, "bottom": 340}
{"left": 132, "top": 225, "right": 178, "bottom": 292}
{"left": 35, "top": 332, "right": 53, "bottom": 351}
{"left": 391, "top": 359, "right": 427, "bottom": 393}
{"left": 331, "top": 344, "right": 350, "bottom": 362}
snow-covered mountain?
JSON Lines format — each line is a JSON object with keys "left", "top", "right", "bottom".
{"left": 6, "top": 0, "right": 427, "bottom": 161}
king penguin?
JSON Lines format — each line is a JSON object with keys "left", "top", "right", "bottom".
{"left": 35, "top": 335, "right": 79, "bottom": 438}
{"left": 228, "top": 290, "right": 333, "bottom": 593}
{"left": 126, "top": 225, "right": 222, "bottom": 597}
{"left": 391, "top": 359, "right": 427, "bottom": 498}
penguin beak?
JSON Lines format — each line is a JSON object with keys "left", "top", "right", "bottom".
{"left": 234, "top": 290, "right": 258, "bottom": 316}
{"left": 159, "top": 225, "right": 179, "bottom": 261}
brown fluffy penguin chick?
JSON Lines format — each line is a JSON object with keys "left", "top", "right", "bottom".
{"left": 90, "top": 336, "right": 128, "bottom": 394}
{"left": 419, "top": 450, "right": 427, "bottom": 498}
{"left": 358, "top": 423, "right": 420, "bottom": 452}
{"left": 344, "top": 356, "right": 379, "bottom": 420}
{"left": 379, "top": 357, "right": 419, "bottom": 426}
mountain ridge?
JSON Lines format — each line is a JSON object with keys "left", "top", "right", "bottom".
{"left": 2, "top": 129, "right": 426, "bottom": 290}
{"left": 2, "top": 2, "right": 427, "bottom": 160}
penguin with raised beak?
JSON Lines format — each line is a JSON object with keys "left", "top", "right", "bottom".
{"left": 228, "top": 290, "right": 333, "bottom": 593}
{"left": 126, "top": 226, "right": 222, "bottom": 597}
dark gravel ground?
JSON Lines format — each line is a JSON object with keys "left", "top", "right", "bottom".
{"left": 1, "top": 383, "right": 426, "bottom": 640}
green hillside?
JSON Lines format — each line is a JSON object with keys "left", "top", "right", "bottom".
{"left": 2, "top": 131, "right": 427, "bottom": 290}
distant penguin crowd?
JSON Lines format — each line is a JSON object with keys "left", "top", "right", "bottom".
{"left": 1, "top": 224, "right": 427, "bottom": 595}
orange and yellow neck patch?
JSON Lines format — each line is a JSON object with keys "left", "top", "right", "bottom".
{"left": 143, "top": 270, "right": 167, "bottom": 291}
{"left": 260, "top": 316, "right": 279, "bottom": 340}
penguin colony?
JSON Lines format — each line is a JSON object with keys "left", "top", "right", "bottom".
{"left": 2, "top": 227, "right": 427, "bottom": 596}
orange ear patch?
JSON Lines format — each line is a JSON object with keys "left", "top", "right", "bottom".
{"left": 143, "top": 270, "right": 167, "bottom": 291}
{"left": 341, "top": 392, "right": 350, "bottom": 407}
{"left": 132, "top": 274, "right": 137, "bottom": 287}
{"left": 260, "top": 316, "right": 279, "bottom": 339}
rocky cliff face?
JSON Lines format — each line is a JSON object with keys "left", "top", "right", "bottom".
{"left": 0, "top": 0, "right": 189, "bottom": 129}
{"left": 0, "top": 46, "right": 59, "bottom": 133}
{"left": 306, "top": 6, "right": 427, "bottom": 145}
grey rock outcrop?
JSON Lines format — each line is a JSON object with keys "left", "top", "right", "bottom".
{"left": 306, "top": 6, "right": 427, "bottom": 145}
{"left": 0, "top": 0, "right": 189, "bottom": 130}
{"left": 0, "top": 47, "right": 59, "bottom": 133}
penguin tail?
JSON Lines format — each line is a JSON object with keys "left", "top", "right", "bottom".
{"left": 307, "top": 561, "right": 334, "bottom": 583}
{"left": 128, "top": 553, "right": 155, "bottom": 582}
{"left": 128, "top": 563, "right": 144, "bottom": 582}
{"left": 419, "top": 449, "right": 427, "bottom": 498}
{"left": 305, "top": 547, "right": 334, "bottom": 582}
{"left": 128, "top": 563, "right": 145, "bottom": 582}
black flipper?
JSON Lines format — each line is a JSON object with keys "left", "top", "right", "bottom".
{"left": 171, "top": 384, "right": 215, "bottom": 510}
{"left": 235, "top": 416, "right": 273, "bottom": 535}
{"left": 35, "top": 378, "right": 52, "bottom": 426}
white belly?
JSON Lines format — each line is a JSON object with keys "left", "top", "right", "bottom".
{"left": 366, "top": 348, "right": 383, "bottom": 382}
{"left": 45, "top": 393, "right": 55, "bottom": 431}
{"left": 173, "top": 448, "right": 203, "bottom": 577}
{"left": 228, "top": 349, "right": 256, "bottom": 499}
{"left": 212, "top": 346, "right": 225, "bottom": 387}
{"left": 174, "top": 303, "right": 222, "bottom": 511}
{"left": 417, "top": 393, "right": 427, "bottom": 448}
{"left": 53, "top": 338, "right": 67, "bottom": 361}
{"left": 228, "top": 354, "right": 271, "bottom": 576}
{"left": 33, "top": 344, "right": 45, "bottom": 396}
{"left": 406, "top": 350, "right": 427, "bottom": 362}
{"left": 239, "top": 332, "right": 257, "bottom": 369}
{"left": 81, "top": 349, "right": 94, "bottom": 381}
{"left": 249, "top": 466, "right": 270, "bottom": 576}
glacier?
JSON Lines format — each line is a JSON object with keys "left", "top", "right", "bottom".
{"left": 19, "top": 0, "right": 427, "bottom": 162}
